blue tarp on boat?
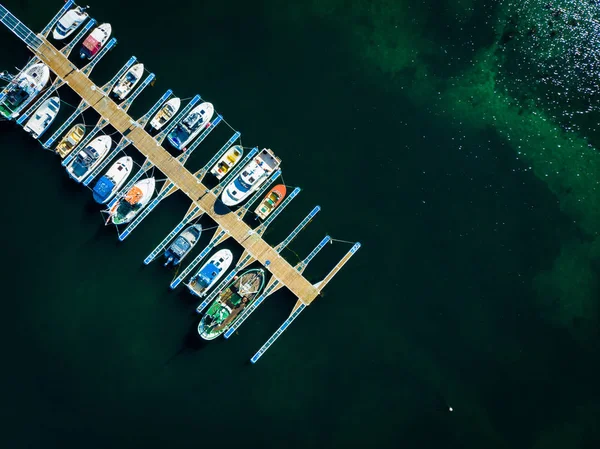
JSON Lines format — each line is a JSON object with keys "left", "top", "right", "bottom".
{"left": 92, "top": 175, "right": 115, "bottom": 203}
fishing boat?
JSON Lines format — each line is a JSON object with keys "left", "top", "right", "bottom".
{"left": 254, "top": 184, "right": 286, "bottom": 220}
{"left": 92, "top": 156, "right": 133, "bottom": 204}
{"left": 198, "top": 268, "right": 266, "bottom": 340}
{"left": 109, "top": 177, "right": 155, "bottom": 225}
{"left": 149, "top": 97, "right": 180, "bottom": 131}
{"left": 52, "top": 6, "right": 88, "bottom": 40}
{"left": 79, "top": 23, "right": 112, "bottom": 59}
{"left": 187, "top": 249, "right": 233, "bottom": 297}
{"left": 66, "top": 135, "right": 112, "bottom": 183}
{"left": 55, "top": 124, "right": 85, "bottom": 158}
{"left": 0, "top": 63, "right": 50, "bottom": 119}
{"left": 167, "top": 102, "right": 214, "bottom": 150}
{"left": 112, "top": 63, "right": 144, "bottom": 101}
{"left": 209, "top": 145, "right": 243, "bottom": 180}
{"left": 23, "top": 96, "right": 60, "bottom": 139}
{"left": 221, "top": 148, "right": 281, "bottom": 207}
{"left": 163, "top": 224, "right": 202, "bottom": 266}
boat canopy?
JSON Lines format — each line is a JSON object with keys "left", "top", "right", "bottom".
{"left": 92, "top": 176, "right": 115, "bottom": 202}
{"left": 83, "top": 36, "right": 101, "bottom": 52}
{"left": 125, "top": 186, "right": 143, "bottom": 205}
{"left": 197, "top": 263, "right": 221, "bottom": 287}
{"left": 169, "top": 237, "right": 191, "bottom": 258}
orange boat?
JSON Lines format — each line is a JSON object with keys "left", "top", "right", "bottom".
{"left": 254, "top": 184, "right": 286, "bottom": 220}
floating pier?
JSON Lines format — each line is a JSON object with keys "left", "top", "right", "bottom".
{"left": 0, "top": 2, "right": 361, "bottom": 362}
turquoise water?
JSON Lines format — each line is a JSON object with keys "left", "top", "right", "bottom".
{"left": 1, "top": 1, "right": 600, "bottom": 448}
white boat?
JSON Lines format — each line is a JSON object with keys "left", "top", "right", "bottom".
{"left": 23, "top": 96, "right": 60, "bottom": 139}
{"left": 0, "top": 63, "right": 50, "bottom": 119}
{"left": 92, "top": 156, "right": 133, "bottom": 204}
{"left": 66, "top": 135, "right": 112, "bottom": 183}
{"left": 187, "top": 249, "right": 234, "bottom": 297}
{"left": 210, "top": 145, "right": 243, "bottom": 180}
{"left": 163, "top": 224, "right": 203, "bottom": 266}
{"left": 109, "top": 178, "right": 156, "bottom": 225}
{"left": 167, "top": 102, "right": 214, "bottom": 150}
{"left": 112, "top": 63, "right": 144, "bottom": 101}
{"left": 221, "top": 148, "right": 282, "bottom": 206}
{"left": 52, "top": 6, "right": 89, "bottom": 40}
{"left": 149, "top": 97, "right": 181, "bottom": 131}
{"left": 80, "top": 23, "right": 112, "bottom": 59}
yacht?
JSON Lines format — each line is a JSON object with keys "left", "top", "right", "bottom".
{"left": 109, "top": 177, "right": 155, "bottom": 225}
{"left": 92, "top": 156, "right": 133, "bottom": 204}
{"left": 167, "top": 102, "right": 214, "bottom": 150}
{"left": 209, "top": 145, "right": 243, "bottom": 180}
{"left": 66, "top": 135, "right": 112, "bottom": 183}
{"left": 187, "top": 249, "right": 233, "bottom": 297}
{"left": 221, "top": 149, "right": 281, "bottom": 207}
{"left": 52, "top": 6, "right": 88, "bottom": 40}
{"left": 80, "top": 23, "right": 112, "bottom": 59}
{"left": 55, "top": 124, "right": 85, "bottom": 158}
{"left": 0, "top": 63, "right": 50, "bottom": 119}
{"left": 163, "top": 224, "right": 202, "bottom": 266}
{"left": 23, "top": 96, "right": 60, "bottom": 139}
{"left": 149, "top": 97, "right": 181, "bottom": 131}
{"left": 112, "top": 63, "right": 144, "bottom": 101}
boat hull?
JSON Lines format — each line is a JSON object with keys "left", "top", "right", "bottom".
{"left": 221, "top": 149, "right": 281, "bottom": 206}
{"left": 150, "top": 98, "right": 181, "bottom": 131}
{"left": 0, "top": 63, "right": 50, "bottom": 119}
{"left": 52, "top": 8, "right": 88, "bottom": 40}
{"left": 210, "top": 145, "right": 243, "bottom": 180}
{"left": 110, "top": 177, "right": 155, "bottom": 225}
{"left": 198, "top": 268, "right": 266, "bottom": 340}
{"left": 166, "top": 102, "right": 214, "bottom": 150}
{"left": 23, "top": 96, "right": 60, "bottom": 139}
{"left": 112, "top": 63, "right": 144, "bottom": 101}
{"left": 163, "top": 224, "right": 202, "bottom": 266}
{"left": 56, "top": 124, "right": 86, "bottom": 158}
{"left": 66, "top": 135, "right": 112, "bottom": 183}
{"left": 254, "top": 184, "right": 287, "bottom": 220}
{"left": 187, "top": 249, "right": 233, "bottom": 297}
{"left": 80, "top": 24, "right": 112, "bottom": 59}
{"left": 92, "top": 156, "right": 133, "bottom": 204}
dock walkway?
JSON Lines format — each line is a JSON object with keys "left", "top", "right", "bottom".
{"left": 34, "top": 38, "right": 321, "bottom": 305}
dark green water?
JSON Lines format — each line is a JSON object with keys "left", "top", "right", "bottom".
{"left": 1, "top": 1, "right": 600, "bottom": 448}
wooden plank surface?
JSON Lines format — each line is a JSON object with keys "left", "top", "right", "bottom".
{"left": 35, "top": 37, "right": 319, "bottom": 304}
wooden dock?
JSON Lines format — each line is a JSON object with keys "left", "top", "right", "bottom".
{"left": 0, "top": 1, "right": 361, "bottom": 361}
{"left": 32, "top": 36, "right": 325, "bottom": 305}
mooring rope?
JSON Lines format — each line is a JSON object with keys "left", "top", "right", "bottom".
{"left": 330, "top": 238, "right": 355, "bottom": 245}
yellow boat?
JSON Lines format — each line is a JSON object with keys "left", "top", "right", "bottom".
{"left": 55, "top": 124, "right": 86, "bottom": 158}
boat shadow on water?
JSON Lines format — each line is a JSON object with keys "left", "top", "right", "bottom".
{"left": 163, "top": 321, "right": 219, "bottom": 366}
